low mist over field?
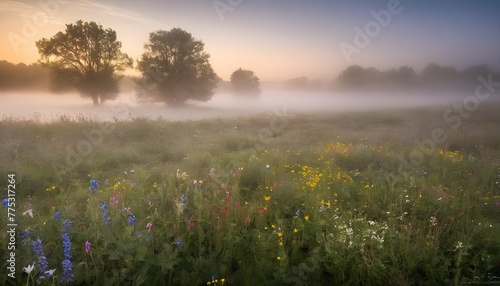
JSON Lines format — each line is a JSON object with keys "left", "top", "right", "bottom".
{"left": 0, "top": 88, "right": 478, "bottom": 122}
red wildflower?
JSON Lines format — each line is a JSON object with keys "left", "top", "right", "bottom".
{"left": 188, "top": 220, "right": 197, "bottom": 231}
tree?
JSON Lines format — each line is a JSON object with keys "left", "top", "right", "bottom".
{"left": 337, "top": 65, "right": 381, "bottom": 88}
{"left": 230, "top": 68, "right": 260, "bottom": 94}
{"left": 36, "top": 20, "right": 133, "bottom": 105}
{"left": 382, "top": 66, "right": 417, "bottom": 88}
{"left": 137, "top": 28, "right": 219, "bottom": 105}
{"left": 286, "top": 76, "right": 308, "bottom": 89}
{"left": 0, "top": 61, "right": 49, "bottom": 91}
{"left": 420, "top": 62, "right": 458, "bottom": 88}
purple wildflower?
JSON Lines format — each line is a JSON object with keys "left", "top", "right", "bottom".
{"left": 62, "top": 219, "right": 71, "bottom": 233}
{"left": 54, "top": 210, "right": 61, "bottom": 222}
{"left": 101, "top": 201, "right": 110, "bottom": 225}
{"left": 32, "top": 238, "right": 49, "bottom": 282}
{"left": 128, "top": 213, "right": 136, "bottom": 226}
{"left": 89, "top": 179, "right": 98, "bottom": 194}
{"left": 61, "top": 259, "right": 74, "bottom": 283}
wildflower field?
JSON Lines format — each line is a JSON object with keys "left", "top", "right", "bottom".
{"left": 1, "top": 104, "right": 500, "bottom": 285}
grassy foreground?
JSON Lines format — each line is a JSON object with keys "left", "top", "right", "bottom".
{"left": 1, "top": 102, "right": 500, "bottom": 285}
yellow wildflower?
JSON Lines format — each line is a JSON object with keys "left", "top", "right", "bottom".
{"left": 304, "top": 215, "right": 309, "bottom": 221}
{"left": 264, "top": 195, "right": 271, "bottom": 201}
{"left": 294, "top": 228, "right": 299, "bottom": 233}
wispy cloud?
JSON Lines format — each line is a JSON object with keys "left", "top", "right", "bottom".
{"left": 0, "top": 0, "right": 66, "bottom": 25}
{"left": 73, "top": 0, "right": 168, "bottom": 28}
{"left": 0, "top": 0, "right": 168, "bottom": 28}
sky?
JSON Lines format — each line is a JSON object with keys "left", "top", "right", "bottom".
{"left": 0, "top": 0, "right": 499, "bottom": 82}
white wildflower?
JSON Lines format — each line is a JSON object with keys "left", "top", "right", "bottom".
{"left": 23, "top": 262, "right": 35, "bottom": 274}
{"left": 23, "top": 209, "right": 33, "bottom": 218}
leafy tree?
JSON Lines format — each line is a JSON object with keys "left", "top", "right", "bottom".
{"left": 230, "top": 68, "right": 260, "bottom": 94}
{"left": 36, "top": 20, "right": 133, "bottom": 105}
{"left": 420, "top": 62, "right": 458, "bottom": 88}
{"left": 382, "top": 66, "right": 417, "bottom": 87}
{"left": 137, "top": 28, "right": 219, "bottom": 105}
{"left": 337, "top": 65, "right": 381, "bottom": 88}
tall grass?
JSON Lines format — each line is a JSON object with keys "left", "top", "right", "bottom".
{"left": 1, "top": 103, "right": 499, "bottom": 285}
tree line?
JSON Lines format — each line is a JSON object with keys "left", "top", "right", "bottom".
{"left": 333, "top": 63, "right": 498, "bottom": 92}
{"left": 0, "top": 61, "right": 49, "bottom": 91}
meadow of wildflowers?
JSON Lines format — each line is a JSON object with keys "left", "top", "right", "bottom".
{"left": 1, "top": 106, "right": 499, "bottom": 285}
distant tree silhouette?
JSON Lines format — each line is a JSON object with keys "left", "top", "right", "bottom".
{"left": 136, "top": 28, "right": 219, "bottom": 105}
{"left": 420, "top": 63, "right": 458, "bottom": 89}
{"left": 36, "top": 20, "right": 133, "bottom": 105}
{"left": 0, "top": 61, "right": 49, "bottom": 90}
{"left": 286, "top": 76, "right": 308, "bottom": 89}
{"left": 334, "top": 63, "right": 496, "bottom": 92}
{"left": 337, "top": 65, "right": 381, "bottom": 88}
{"left": 230, "top": 68, "right": 260, "bottom": 95}
{"left": 458, "top": 64, "right": 492, "bottom": 88}
{"left": 382, "top": 66, "right": 417, "bottom": 88}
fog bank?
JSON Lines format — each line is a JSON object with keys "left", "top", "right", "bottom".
{"left": 0, "top": 89, "right": 485, "bottom": 122}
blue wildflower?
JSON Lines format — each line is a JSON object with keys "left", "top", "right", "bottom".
{"left": 62, "top": 219, "right": 71, "bottom": 233}
{"left": 89, "top": 179, "right": 98, "bottom": 194}
{"left": 135, "top": 231, "right": 141, "bottom": 237}
{"left": 180, "top": 193, "right": 188, "bottom": 208}
{"left": 61, "top": 232, "right": 74, "bottom": 282}
{"left": 175, "top": 239, "right": 183, "bottom": 246}
{"left": 2, "top": 198, "right": 8, "bottom": 207}
{"left": 101, "top": 201, "right": 110, "bottom": 225}
{"left": 61, "top": 259, "right": 74, "bottom": 283}
{"left": 295, "top": 208, "right": 301, "bottom": 217}
{"left": 44, "top": 269, "right": 56, "bottom": 278}
{"left": 54, "top": 210, "right": 61, "bottom": 222}
{"left": 32, "top": 239, "right": 49, "bottom": 281}
{"left": 128, "top": 213, "right": 136, "bottom": 226}
{"left": 20, "top": 229, "right": 32, "bottom": 245}
{"left": 62, "top": 233, "right": 72, "bottom": 260}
